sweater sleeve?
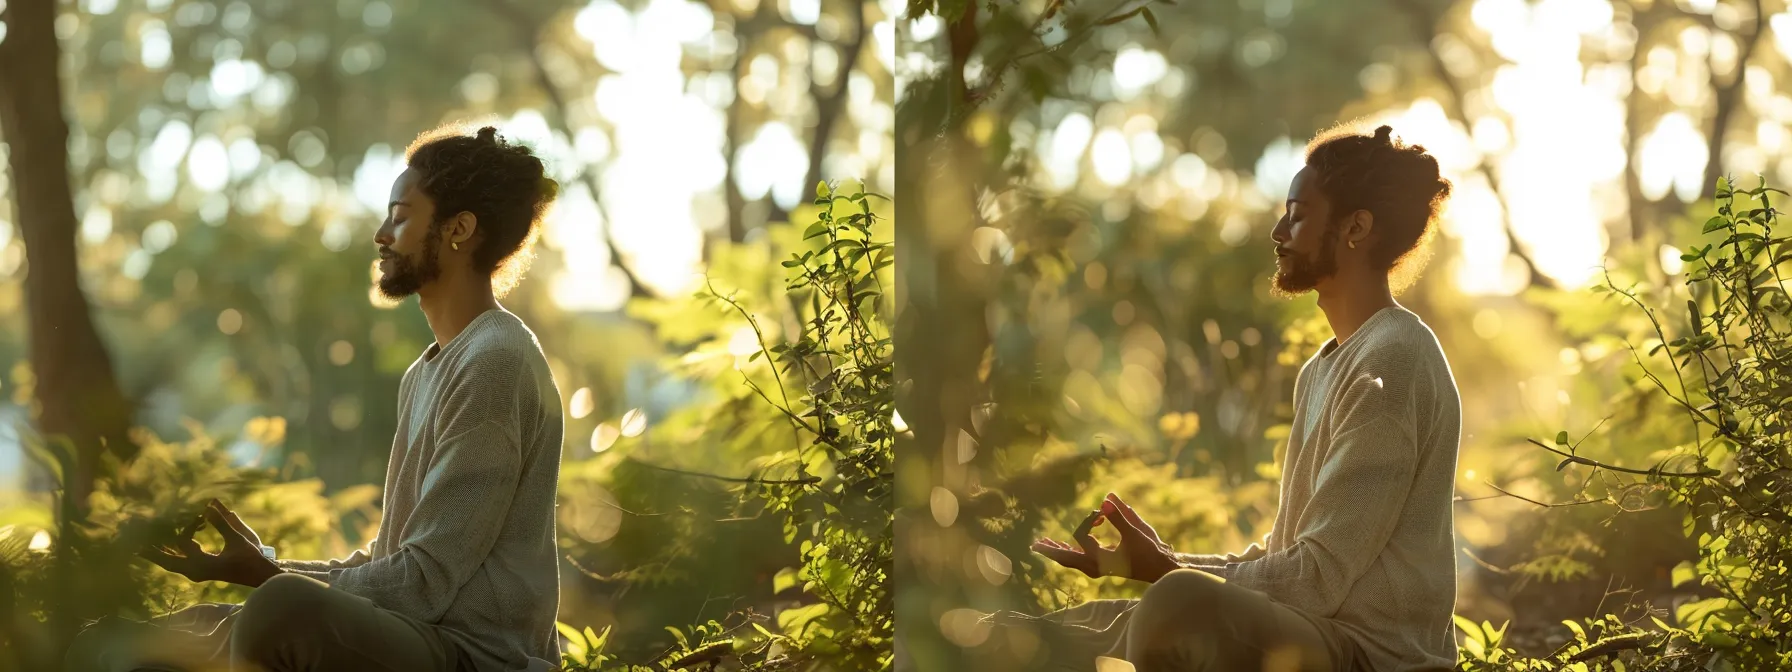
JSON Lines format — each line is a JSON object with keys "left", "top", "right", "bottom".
{"left": 274, "top": 542, "right": 375, "bottom": 584}
{"left": 1174, "top": 534, "right": 1269, "bottom": 580}
{"left": 1219, "top": 366, "right": 1419, "bottom": 617}
{"left": 315, "top": 351, "right": 527, "bottom": 623}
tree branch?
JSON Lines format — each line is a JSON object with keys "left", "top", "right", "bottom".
{"left": 1699, "top": 0, "right": 1766, "bottom": 200}
{"left": 1523, "top": 437, "right": 1720, "bottom": 478}
{"left": 483, "top": 0, "right": 652, "bottom": 299}
{"left": 802, "top": 0, "right": 868, "bottom": 200}
{"left": 1392, "top": 0, "right": 1556, "bottom": 290}
{"left": 1479, "top": 479, "right": 1610, "bottom": 508}
{"left": 628, "top": 458, "right": 822, "bottom": 485}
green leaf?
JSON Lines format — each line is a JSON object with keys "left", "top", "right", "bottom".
{"left": 773, "top": 566, "right": 800, "bottom": 594}
{"left": 1563, "top": 619, "right": 1585, "bottom": 641}
{"left": 815, "top": 180, "right": 829, "bottom": 199}
{"left": 1672, "top": 560, "right": 1697, "bottom": 588}
{"left": 1555, "top": 431, "right": 1569, "bottom": 447}
{"left": 803, "top": 221, "right": 830, "bottom": 240}
{"left": 776, "top": 603, "right": 831, "bottom": 634}
{"left": 1142, "top": 7, "right": 1160, "bottom": 36}
{"left": 1703, "top": 216, "right": 1728, "bottom": 233}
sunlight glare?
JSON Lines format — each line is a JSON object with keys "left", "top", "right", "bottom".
{"left": 1637, "top": 112, "right": 1709, "bottom": 202}
{"left": 1091, "top": 129, "right": 1131, "bottom": 186}
{"left": 1047, "top": 113, "right": 1094, "bottom": 190}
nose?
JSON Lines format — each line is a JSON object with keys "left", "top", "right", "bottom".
{"left": 1270, "top": 215, "right": 1291, "bottom": 244}
{"left": 373, "top": 222, "right": 394, "bottom": 248}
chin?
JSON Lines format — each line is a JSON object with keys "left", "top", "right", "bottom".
{"left": 376, "top": 280, "right": 419, "bottom": 300}
{"left": 1269, "top": 273, "right": 1317, "bottom": 299}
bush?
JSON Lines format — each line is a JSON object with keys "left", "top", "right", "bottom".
{"left": 1456, "top": 176, "right": 1792, "bottom": 670}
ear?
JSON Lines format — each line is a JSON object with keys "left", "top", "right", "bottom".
{"left": 450, "top": 212, "right": 478, "bottom": 249}
{"left": 1346, "top": 210, "right": 1374, "bottom": 247}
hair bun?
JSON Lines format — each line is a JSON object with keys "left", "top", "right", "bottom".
{"left": 476, "top": 126, "right": 499, "bottom": 143}
{"left": 1373, "top": 125, "right": 1394, "bottom": 143}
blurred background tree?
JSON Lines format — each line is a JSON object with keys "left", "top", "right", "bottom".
{"left": 0, "top": 0, "right": 893, "bottom": 668}
{"left": 894, "top": 0, "right": 1791, "bottom": 667}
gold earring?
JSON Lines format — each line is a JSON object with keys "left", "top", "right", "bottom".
{"left": 1348, "top": 240, "right": 1356, "bottom": 249}
{"left": 452, "top": 242, "right": 460, "bottom": 251}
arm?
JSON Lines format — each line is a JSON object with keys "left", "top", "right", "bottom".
{"left": 309, "top": 352, "right": 528, "bottom": 622}
{"left": 1214, "top": 370, "right": 1418, "bottom": 616}
{"left": 1173, "top": 534, "right": 1268, "bottom": 580}
{"left": 274, "top": 541, "right": 376, "bottom": 581}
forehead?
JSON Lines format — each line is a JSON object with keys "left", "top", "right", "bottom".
{"left": 388, "top": 167, "right": 424, "bottom": 204}
{"left": 1288, "top": 166, "right": 1323, "bottom": 205}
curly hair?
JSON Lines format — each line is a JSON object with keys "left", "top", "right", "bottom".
{"left": 1304, "top": 121, "right": 1453, "bottom": 294}
{"left": 404, "top": 123, "right": 559, "bottom": 298}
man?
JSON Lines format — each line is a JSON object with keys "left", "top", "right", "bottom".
{"left": 66, "top": 124, "right": 566, "bottom": 672}
{"left": 1022, "top": 123, "right": 1463, "bottom": 672}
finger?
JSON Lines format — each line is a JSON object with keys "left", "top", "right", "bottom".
{"left": 203, "top": 507, "right": 248, "bottom": 549}
{"left": 223, "top": 509, "right": 257, "bottom": 542}
{"left": 1071, "top": 510, "right": 1103, "bottom": 557}
{"left": 1034, "top": 538, "right": 1067, "bottom": 550}
{"left": 1107, "top": 493, "right": 1161, "bottom": 541}
{"left": 1104, "top": 506, "right": 1151, "bottom": 547}
{"left": 1033, "top": 543, "right": 1097, "bottom": 578}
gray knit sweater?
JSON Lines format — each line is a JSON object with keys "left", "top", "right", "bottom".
{"left": 278, "top": 308, "right": 564, "bottom": 672}
{"left": 1178, "top": 306, "right": 1462, "bottom": 671}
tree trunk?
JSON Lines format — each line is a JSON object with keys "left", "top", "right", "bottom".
{"left": 1699, "top": 0, "right": 1765, "bottom": 200}
{"left": 801, "top": 0, "right": 869, "bottom": 203}
{"left": 0, "top": 0, "right": 140, "bottom": 512}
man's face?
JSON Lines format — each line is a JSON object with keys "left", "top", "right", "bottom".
{"left": 373, "top": 168, "right": 443, "bottom": 300}
{"left": 1269, "top": 166, "right": 1342, "bottom": 297}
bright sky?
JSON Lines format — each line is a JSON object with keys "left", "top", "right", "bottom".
{"left": 983, "top": 0, "right": 1792, "bottom": 294}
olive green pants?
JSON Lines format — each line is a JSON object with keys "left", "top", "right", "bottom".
{"left": 63, "top": 573, "right": 471, "bottom": 672}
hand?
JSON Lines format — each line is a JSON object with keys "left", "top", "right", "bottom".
{"left": 139, "top": 499, "right": 281, "bottom": 588}
{"left": 1031, "top": 493, "right": 1182, "bottom": 583}
{"left": 1031, "top": 507, "right": 1117, "bottom": 579}
{"left": 1099, "top": 492, "right": 1182, "bottom": 583}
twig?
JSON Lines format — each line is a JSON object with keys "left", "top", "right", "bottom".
{"left": 1480, "top": 479, "right": 1609, "bottom": 508}
{"left": 1523, "top": 438, "right": 1720, "bottom": 478}
{"left": 1565, "top": 631, "right": 1663, "bottom": 663}
{"left": 629, "top": 459, "right": 821, "bottom": 486}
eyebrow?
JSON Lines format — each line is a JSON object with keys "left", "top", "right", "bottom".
{"left": 388, "top": 200, "right": 409, "bottom": 210}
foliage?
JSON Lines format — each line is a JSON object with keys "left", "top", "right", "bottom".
{"left": 0, "top": 418, "right": 373, "bottom": 670}
{"left": 1455, "top": 176, "right": 1792, "bottom": 669}
{"left": 553, "top": 180, "right": 894, "bottom": 671}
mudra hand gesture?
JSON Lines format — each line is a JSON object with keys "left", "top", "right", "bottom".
{"left": 139, "top": 499, "right": 282, "bottom": 588}
{"left": 1031, "top": 492, "right": 1182, "bottom": 583}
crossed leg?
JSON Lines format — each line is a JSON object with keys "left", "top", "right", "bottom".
{"left": 1122, "top": 569, "right": 1353, "bottom": 672}
{"left": 65, "top": 573, "right": 468, "bottom": 672}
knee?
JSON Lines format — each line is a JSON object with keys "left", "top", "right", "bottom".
{"left": 1132, "top": 569, "right": 1229, "bottom": 637}
{"left": 63, "top": 617, "right": 125, "bottom": 672}
{"left": 232, "top": 573, "right": 330, "bottom": 651}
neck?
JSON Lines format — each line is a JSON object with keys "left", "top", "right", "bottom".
{"left": 416, "top": 267, "right": 501, "bottom": 350}
{"left": 1315, "top": 265, "right": 1398, "bottom": 346}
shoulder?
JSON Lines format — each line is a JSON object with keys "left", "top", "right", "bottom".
{"left": 1346, "top": 310, "right": 1458, "bottom": 404}
{"left": 1355, "top": 309, "right": 1445, "bottom": 364}
{"left": 451, "top": 313, "right": 557, "bottom": 392}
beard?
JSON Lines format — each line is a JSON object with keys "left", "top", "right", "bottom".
{"left": 1269, "top": 225, "right": 1339, "bottom": 298}
{"left": 376, "top": 224, "right": 443, "bottom": 300}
